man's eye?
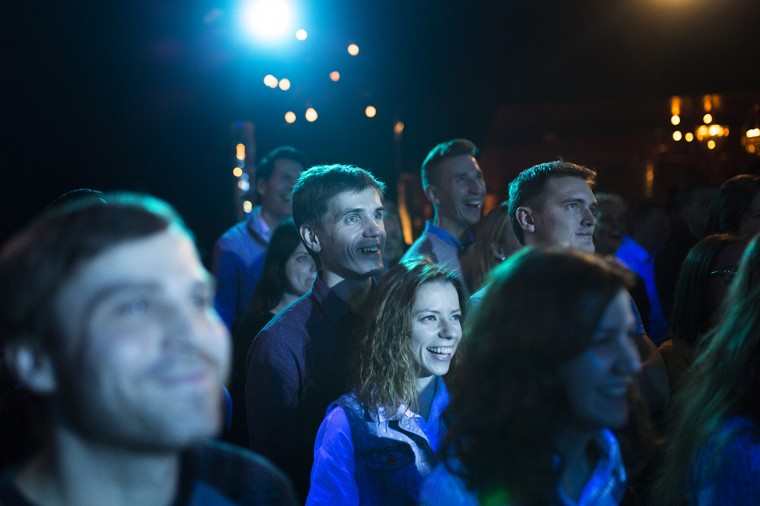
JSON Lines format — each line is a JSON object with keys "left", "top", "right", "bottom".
{"left": 345, "top": 214, "right": 359, "bottom": 223}
{"left": 117, "top": 298, "right": 147, "bottom": 316}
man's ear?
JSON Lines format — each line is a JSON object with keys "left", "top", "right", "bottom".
{"left": 424, "top": 185, "right": 440, "bottom": 206}
{"left": 515, "top": 206, "right": 536, "bottom": 234}
{"left": 299, "top": 223, "right": 321, "bottom": 254}
{"left": 4, "top": 340, "right": 57, "bottom": 394}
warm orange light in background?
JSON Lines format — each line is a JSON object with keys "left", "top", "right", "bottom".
{"left": 365, "top": 105, "right": 377, "bottom": 118}
{"left": 243, "top": 200, "right": 253, "bottom": 213}
{"left": 670, "top": 96, "right": 681, "bottom": 117}
{"left": 329, "top": 71, "right": 340, "bottom": 82}
{"left": 645, "top": 163, "right": 654, "bottom": 199}
{"left": 263, "top": 74, "right": 278, "bottom": 88}
{"left": 672, "top": 131, "right": 682, "bottom": 141}
{"left": 707, "top": 140, "right": 716, "bottom": 149}
{"left": 295, "top": 29, "right": 307, "bottom": 40}
{"left": 232, "top": 167, "right": 244, "bottom": 178}
{"left": 703, "top": 113, "right": 713, "bottom": 124}
{"left": 671, "top": 115, "right": 680, "bottom": 126}
{"left": 394, "top": 120, "right": 405, "bottom": 135}
{"left": 347, "top": 43, "right": 359, "bottom": 56}
{"left": 278, "top": 78, "right": 291, "bottom": 90}
{"left": 305, "top": 107, "right": 318, "bottom": 122}
{"left": 236, "top": 143, "right": 246, "bottom": 160}
{"left": 284, "top": 111, "right": 296, "bottom": 123}
{"left": 685, "top": 132, "right": 694, "bottom": 142}
{"left": 747, "top": 128, "right": 760, "bottom": 138}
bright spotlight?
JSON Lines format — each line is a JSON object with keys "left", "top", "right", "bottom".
{"left": 279, "top": 78, "right": 291, "bottom": 90}
{"left": 365, "top": 105, "right": 377, "bottom": 118}
{"left": 347, "top": 43, "right": 359, "bottom": 56}
{"left": 284, "top": 111, "right": 296, "bottom": 123}
{"left": 305, "top": 107, "right": 318, "bottom": 122}
{"left": 295, "top": 29, "right": 307, "bottom": 40}
{"left": 241, "top": 0, "right": 293, "bottom": 41}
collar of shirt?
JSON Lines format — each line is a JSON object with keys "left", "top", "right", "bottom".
{"left": 246, "top": 206, "right": 273, "bottom": 244}
{"left": 311, "top": 275, "right": 377, "bottom": 324}
{"left": 424, "top": 221, "right": 473, "bottom": 250}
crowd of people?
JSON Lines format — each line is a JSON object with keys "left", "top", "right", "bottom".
{"left": 1, "top": 138, "right": 759, "bottom": 505}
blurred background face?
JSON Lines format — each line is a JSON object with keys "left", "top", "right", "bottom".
{"left": 557, "top": 290, "right": 641, "bottom": 432}
{"left": 593, "top": 201, "right": 626, "bottom": 255}
{"left": 382, "top": 212, "right": 405, "bottom": 266}
{"left": 53, "top": 229, "right": 230, "bottom": 450}
{"left": 258, "top": 158, "right": 303, "bottom": 219}
{"left": 707, "top": 242, "right": 747, "bottom": 311}
{"left": 284, "top": 242, "right": 316, "bottom": 297}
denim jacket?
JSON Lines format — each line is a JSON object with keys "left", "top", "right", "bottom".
{"left": 307, "top": 377, "right": 448, "bottom": 506}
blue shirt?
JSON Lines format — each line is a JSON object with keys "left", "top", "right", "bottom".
{"left": 401, "top": 221, "right": 470, "bottom": 279}
{"left": 689, "top": 416, "right": 760, "bottom": 505}
{"left": 307, "top": 377, "right": 449, "bottom": 505}
{"left": 212, "top": 206, "right": 273, "bottom": 330}
{"left": 420, "top": 429, "right": 627, "bottom": 506}
{"left": 616, "top": 235, "right": 668, "bottom": 344}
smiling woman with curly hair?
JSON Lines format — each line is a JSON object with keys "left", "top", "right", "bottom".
{"left": 306, "top": 256, "right": 468, "bottom": 505}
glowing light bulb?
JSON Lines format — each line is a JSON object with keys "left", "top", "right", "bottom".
{"left": 685, "top": 132, "right": 694, "bottom": 142}
{"left": 671, "top": 115, "right": 680, "bottom": 126}
{"left": 329, "top": 71, "right": 340, "bottom": 82}
{"left": 263, "top": 74, "right": 278, "bottom": 88}
{"left": 243, "top": 200, "right": 253, "bottom": 213}
{"left": 284, "top": 111, "right": 296, "bottom": 123}
{"left": 347, "top": 43, "right": 359, "bottom": 56}
{"left": 305, "top": 107, "right": 318, "bottom": 122}
{"left": 394, "top": 121, "right": 405, "bottom": 135}
{"left": 673, "top": 131, "right": 682, "bottom": 141}
{"left": 707, "top": 140, "right": 716, "bottom": 150}
{"left": 365, "top": 105, "right": 377, "bottom": 118}
{"left": 703, "top": 113, "right": 713, "bottom": 124}
{"left": 279, "top": 78, "right": 291, "bottom": 90}
{"left": 233, "top": 167, "right": 244, "bottom": 177}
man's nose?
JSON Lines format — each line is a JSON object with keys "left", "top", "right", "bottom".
{"left": 364, "top": 217, "right": 382, "bottom": 237}
{"left": 582, "top": 208, "right": 597, "bottom": 227}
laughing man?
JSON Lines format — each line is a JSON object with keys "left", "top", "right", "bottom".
{"left": 245, "top": 165, "right": 387, "bottom": 501}
{"left": 401, "top": 139, "right": 485, "bottom": 279}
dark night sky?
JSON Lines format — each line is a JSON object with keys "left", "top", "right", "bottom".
{"left": 3, "top": 0, "right": 760, "bottom": 255}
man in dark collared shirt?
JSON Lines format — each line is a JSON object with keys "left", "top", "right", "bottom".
{"left": 245, "top": 164, "right": 387, "bottom": 500}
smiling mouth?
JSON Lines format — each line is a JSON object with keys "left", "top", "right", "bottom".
{"left": 358, "top": 246, "right": 381, "bottom": 253}
{"left": 464, "top": 201, "right": 482, "bottom": 209}
{"left": 427, "top": 346, "right": 455, "bottom": 359}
